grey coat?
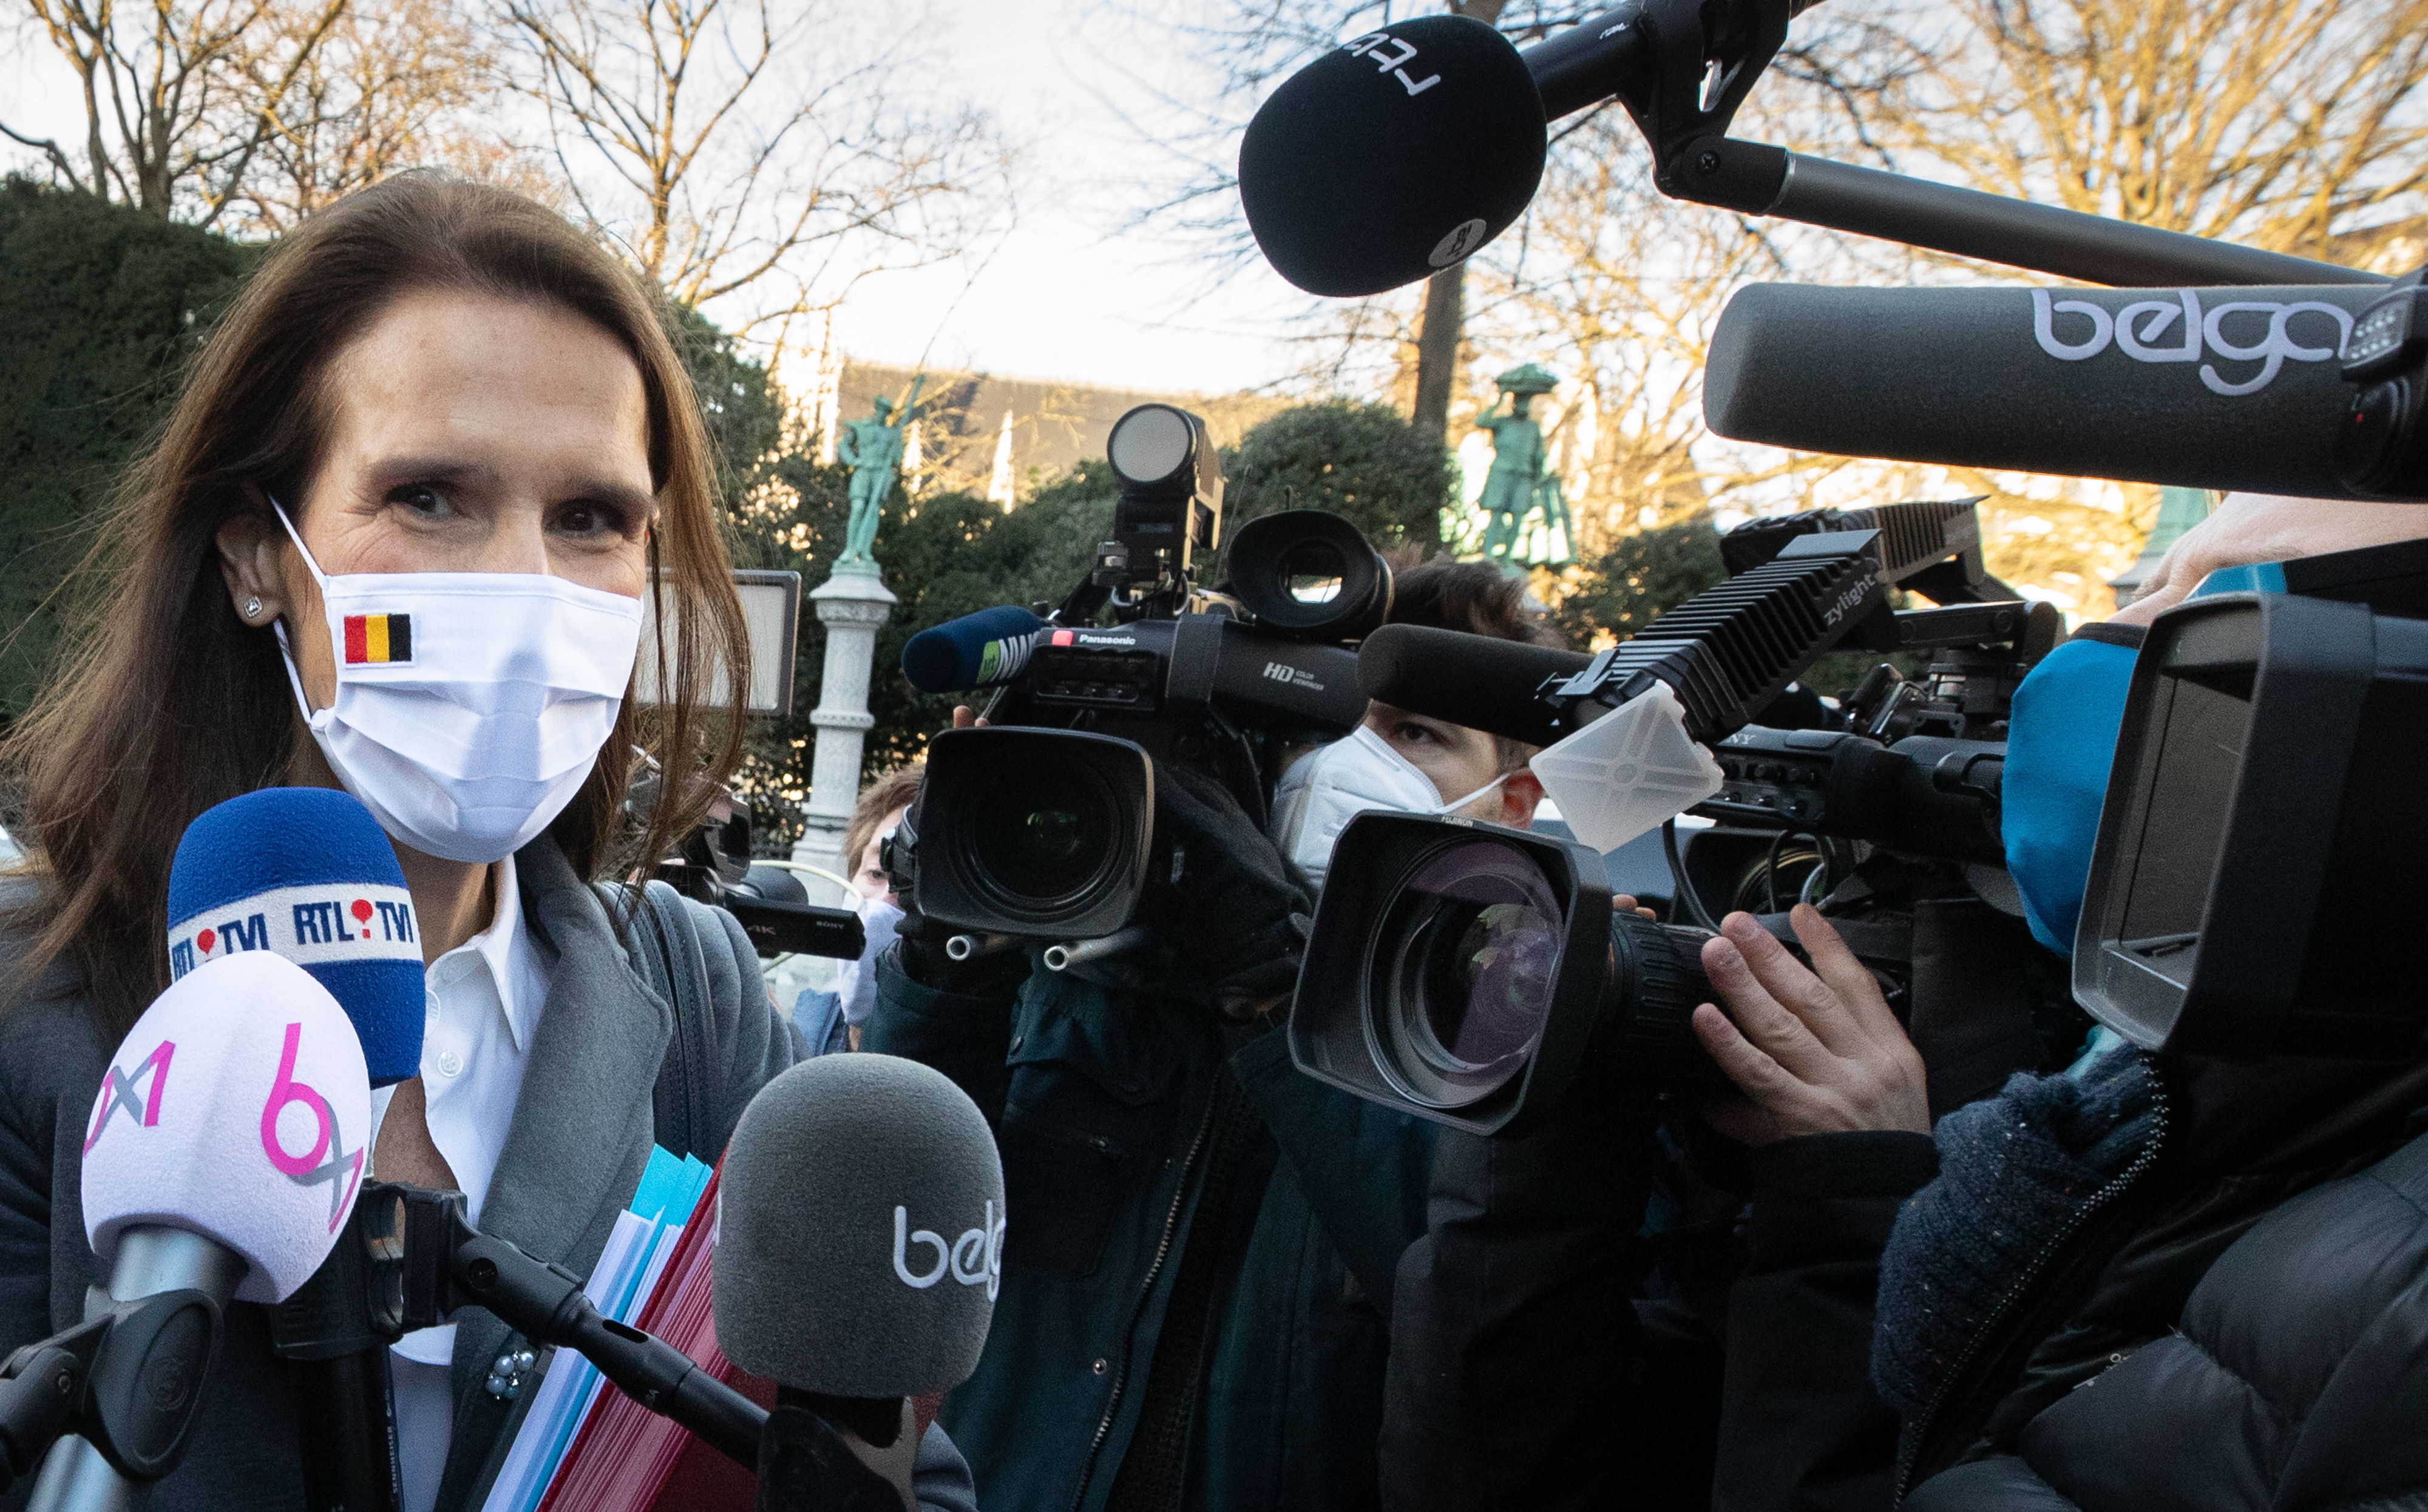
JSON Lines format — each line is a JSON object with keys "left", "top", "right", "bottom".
{"left": 0, "top": 835, "right": 974, "bottom": 1511}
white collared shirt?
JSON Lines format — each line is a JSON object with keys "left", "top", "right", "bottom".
{"left": 385, "top": 855, "right": 552, "bottom": 1512}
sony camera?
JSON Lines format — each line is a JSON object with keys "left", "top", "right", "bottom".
{"left": 1289, "top": 811, "right": 1724, "bottom": 1134}
{"left": 887, "top": 404, "right": 1387, "bottom": 945}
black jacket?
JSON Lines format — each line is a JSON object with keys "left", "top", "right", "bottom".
{"left": 866, "top": 948, "right": 1436, "bottom": 1512}
{"left": 1380, "top": 1051, "right": 1938, "bottom": 1512}
{"left": 1905, "top": 1120, "right": 2428, "bottom": 1511}
{"left": 1383, "top": 1047, "right": 2428, "bottom": 1512}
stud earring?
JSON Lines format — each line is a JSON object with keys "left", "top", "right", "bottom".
{"left": 243, "top": 596, "right": 265, "bottom": 622}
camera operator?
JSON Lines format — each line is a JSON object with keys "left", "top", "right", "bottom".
{"left": 1383, "top": 493, "right": 2428, "bottom": 1512}
{"left": 864, "top": 554, "right": 1553, "bottom": 1512}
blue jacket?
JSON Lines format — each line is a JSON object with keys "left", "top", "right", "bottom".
{"left": 865, "top": 947, "right": 1436, "bottom": 1512}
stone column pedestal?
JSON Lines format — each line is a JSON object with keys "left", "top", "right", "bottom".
{"left": 790, "top": 564, "right": 897, "bottom": 906}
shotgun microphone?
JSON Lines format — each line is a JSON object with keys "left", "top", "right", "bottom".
{"left": 1702, "top": 281, "right": 2411, "bottom": 498}
{"left": 1359, "top": 625, "right": 1593, "bottom": 750}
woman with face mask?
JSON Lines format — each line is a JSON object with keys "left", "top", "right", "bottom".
{"left": 0, "top": 177, "right": 973, "bottom": 1511}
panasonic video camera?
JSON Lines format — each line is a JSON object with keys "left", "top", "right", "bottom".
{"left": 886, "top": 404, "right": 1387, "bottom": 947}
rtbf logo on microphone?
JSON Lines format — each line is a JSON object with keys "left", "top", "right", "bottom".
{"left": 894, "top": 1200, "right": 1005, "bottom": 1301}
{"left": 81, "top": 952, "right": 373, "bottom": 1305}
{"left": 169, "top": 881, "right": 418, "bottom": 979}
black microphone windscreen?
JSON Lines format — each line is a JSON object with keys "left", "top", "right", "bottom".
{"left": 1359, "top": 624, "right": 1590, "bottom": 750}
{"left": 1239, "top": 17, "right": 1545, "bottom": 297}
{"left": 714, "top": 1056, "right": 1003, "bottom": 1399}
{"left": 1704, "top": 282, "right": 2395, "bottom": 498}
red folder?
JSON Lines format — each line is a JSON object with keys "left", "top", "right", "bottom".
{"left": 533, "top": 1165, "right": 948, "bottom": 1512}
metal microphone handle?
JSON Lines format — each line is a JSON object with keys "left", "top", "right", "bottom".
{"left": 27, "top": 1227, "right": 246, "bottom": 1512}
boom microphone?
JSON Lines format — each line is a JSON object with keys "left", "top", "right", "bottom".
{"left": 715, "top": 1056, "right": 1003, "bottom": 1508}
{"left": 1238, "top": 8, "right": 2361, "bottom": 300}
{"left": 1703, "top": 281, "right": 2406, "bottom": 499}
{"left": 901, "top": 606, "right": 1046, "bottom": 695}
{"left": 1358, "top": 625, "right": 1591, "bottom": 750}
{"left": 22, "top": 953, "right": 372, "bottom": 1502}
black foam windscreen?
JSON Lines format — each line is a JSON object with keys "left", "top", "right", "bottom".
{"left": 1238, "top": 16, "right": 1546, "bottom": 297}
{"left": 1358, "top": 624, "right": 1590, "bottom": 749}
{"left": 1704, "top": 281, "right": 2399, "bottom": 499}
{"left": 714, "top": 1056, "right": 1004, "bottom": 1398}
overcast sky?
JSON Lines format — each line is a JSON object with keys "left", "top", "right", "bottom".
{"left": 1, "top": 0, "right": 1328, "bottom": 395}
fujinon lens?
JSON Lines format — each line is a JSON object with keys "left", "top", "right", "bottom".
{"left": 1289, "top": 810, "right": 1724, "bottom": 1136}
{"left": 908, "top": 727, "right": 1156, "bottom": 940}
{"left": 1369, "top": 838, "right": 1564, "bottom": 1110}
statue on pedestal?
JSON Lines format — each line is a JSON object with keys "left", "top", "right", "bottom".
{"left": 835, "top": 374, "right": 927, "bottom": 572}
{"left": 1473, "top": 363, "right": 1574, "bottom": 568}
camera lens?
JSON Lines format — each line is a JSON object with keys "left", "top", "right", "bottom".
{"left": 1367, "top": 838, "right": 1564, "bottom": 1110}
{"left": 966, "top": 764, "right": 1114, "bottom": 906}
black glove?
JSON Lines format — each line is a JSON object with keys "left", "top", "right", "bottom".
{"left": 886, "top": 802, "right": 1027, "bottom": 997}
{"left": 1148, "top": 764, "right": 1315, "bottom": 1019}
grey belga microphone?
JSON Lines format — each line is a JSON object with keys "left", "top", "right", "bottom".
{"left": 1702, "top": 281, "right": 2410, "bottom": 500}
{"left": 713, "top": 1055, "right": 1005, "bottom": 1511}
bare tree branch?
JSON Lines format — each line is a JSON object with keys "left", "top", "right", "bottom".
{"left": 498, "top": 0, "right": 1017, "bottom": 347}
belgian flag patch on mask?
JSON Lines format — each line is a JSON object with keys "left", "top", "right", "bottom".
{"left": 343, "top": 613, "right": 412, "bottom": 665}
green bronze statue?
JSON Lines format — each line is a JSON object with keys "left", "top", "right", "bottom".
{"left": 1472, "top": 363, "right": 1574, "bottom": 568}
{"left": 835, "top": 374, "right": 927, "bottom": 572}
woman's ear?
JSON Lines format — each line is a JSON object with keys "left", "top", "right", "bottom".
{"left": 215, "top": 493, "right": 287, "bottom": 626}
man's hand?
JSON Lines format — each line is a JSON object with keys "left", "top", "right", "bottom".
{"left": 1689, "top": 905, "right": 1928, "bottom": 1146}
{"left": 2111, "top": 491, "right": 2428, "bottom": 625}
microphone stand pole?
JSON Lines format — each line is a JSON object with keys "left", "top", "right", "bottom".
{"left": 1556, "top": 0, "right": 2384, "bottom": 290}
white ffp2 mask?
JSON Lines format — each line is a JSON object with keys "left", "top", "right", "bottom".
{"left": 1267, "top": 726, "right": 1451, "bottom": 890}
{"left": 271, "top": 504, "right": 645, "bottom": 864}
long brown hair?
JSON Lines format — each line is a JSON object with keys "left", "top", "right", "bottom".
{"left": 2, "top": 174, "right": 748, "bottom": 1042}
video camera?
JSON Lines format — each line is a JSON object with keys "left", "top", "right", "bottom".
{"left": 885, "top": 404, "right": 1382, "bottom": 946}
{"left": 1294, "top": 498, "right": 2059, "bottom": 1134}
{"left": 632, "top": 768, "right": 865, "bottom": 961}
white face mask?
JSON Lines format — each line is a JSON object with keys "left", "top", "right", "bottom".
{"left": 271, "top": 503, "right": 645, "bottom": 864}
{"left": 1268, "top": 726, "right": 1456, "bottom": 890}
{"left": 837, "top": 895, "right": 904, "bottom": 1026}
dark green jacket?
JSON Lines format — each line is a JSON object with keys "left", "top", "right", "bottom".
{"left": 865, "top": 947, "right": 1436, "bottom": 1512}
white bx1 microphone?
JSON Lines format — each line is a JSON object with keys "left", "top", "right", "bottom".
{"left": 13, "top": 952, "right": 370, "bottom": 1511}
